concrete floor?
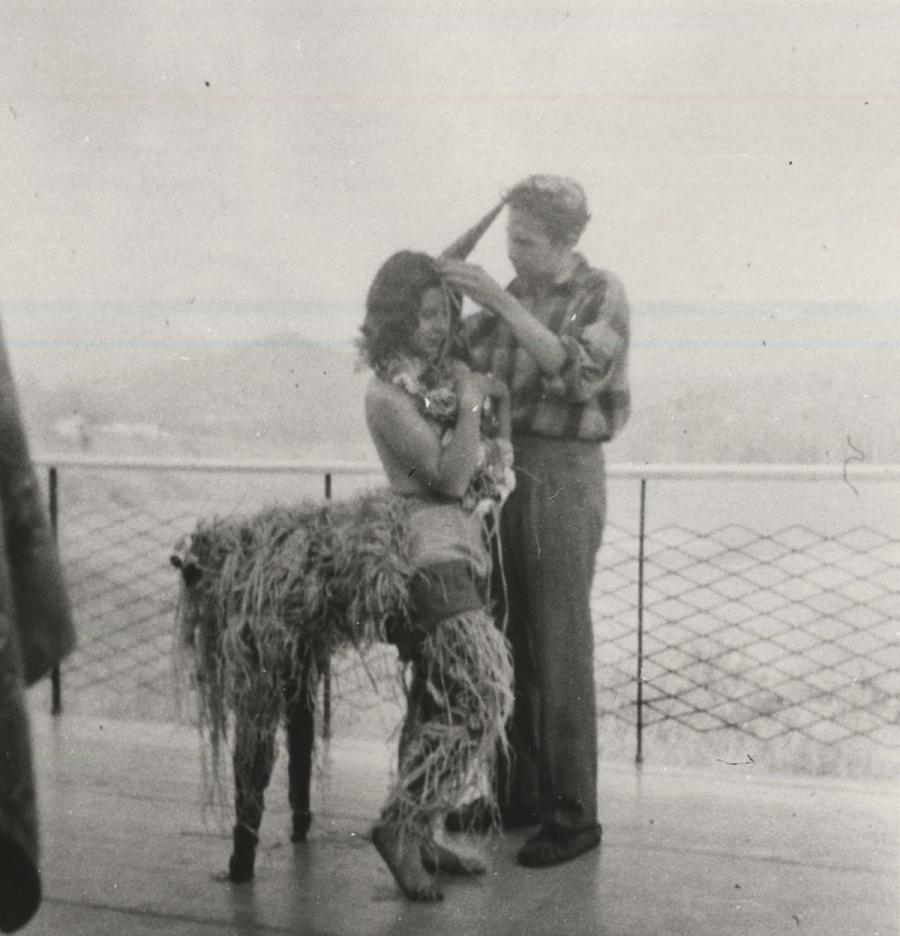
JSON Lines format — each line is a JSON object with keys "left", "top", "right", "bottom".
{"left": 19, "top": 711, "right": 899, "bottom": 936}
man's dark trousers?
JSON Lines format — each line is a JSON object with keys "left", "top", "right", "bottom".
{"left": 497, "top": 434, "right": 605, "bottom": 832}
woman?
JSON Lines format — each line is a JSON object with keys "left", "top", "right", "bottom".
{"left": 360, "top": 250, "right": 514, "bottom": 901}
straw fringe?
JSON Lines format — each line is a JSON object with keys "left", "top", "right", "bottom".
{"left": 385, "top": 608, "right": 513, "bottom": 833}
{"left": 173, "top": 490, "right": 511, "bottom": 828}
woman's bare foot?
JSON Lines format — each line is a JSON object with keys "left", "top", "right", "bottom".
{"left": 420, "top": 838, "right": 487, "bottom": 876}
{"left": 372, "top": 822, "right": 443, "bottom": 902}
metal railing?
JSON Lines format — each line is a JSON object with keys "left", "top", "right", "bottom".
{"left": 33, "top": 454, "right": 900, "bottom": 775}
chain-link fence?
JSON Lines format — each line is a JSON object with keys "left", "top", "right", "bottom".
{"left": 34, "top": 456, "right": 900, "bottom": 777}
{"left": 591, "top": 485, "right": 898, "bottom": 775}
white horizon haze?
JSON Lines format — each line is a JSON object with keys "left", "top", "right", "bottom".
{"left": 2, "top": 1, "right": 898, "bottom": 417}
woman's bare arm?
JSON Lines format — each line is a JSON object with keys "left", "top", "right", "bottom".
{"left": 365, "top": 377, "right": 485, "bottom": 499}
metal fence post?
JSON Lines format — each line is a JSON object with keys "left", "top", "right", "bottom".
{"left": 48, "top": 465, "right": 63, "bottom": 716}
{"left": 321, "top": 471, "right": 332, "bottom": 740}
{"left": 635, "top": 477, "right": 646, "bottom": 764}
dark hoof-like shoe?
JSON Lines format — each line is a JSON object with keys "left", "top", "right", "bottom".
{"left": 291, "top": 810, "right": 312, "bottom": 843}
{"left": 226, "top": 853, "right": 254, "bottom": 883}
{"left": 226, "top": 825, "right": 258, "bottom": 882}
{"left": 517, "top": 823, "right": 602, "bottom": 868}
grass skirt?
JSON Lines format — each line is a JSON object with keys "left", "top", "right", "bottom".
{"left": 386, "top": 608, "right": 512, "bottom": 832}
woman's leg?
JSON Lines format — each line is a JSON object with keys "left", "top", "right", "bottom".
{"left": 374, "top": 610, "right": 512, "bottom": 899}
{"left": 373, "top": 656, "right": 444, "bottom": 901}
{"left": 401, "top": 660, "right": 488, "bottom": 877}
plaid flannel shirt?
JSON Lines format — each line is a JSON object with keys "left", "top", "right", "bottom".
{"left": 464, "top": 254, "right": 631, "bottom": 442}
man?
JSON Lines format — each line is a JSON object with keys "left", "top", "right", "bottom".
{"left": 437, "top": 174, "right": 630, "bottom": 868}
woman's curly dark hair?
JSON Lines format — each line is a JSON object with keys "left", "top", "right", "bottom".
{"left": 359, "top": 250, "right": 464, "bottom": 370}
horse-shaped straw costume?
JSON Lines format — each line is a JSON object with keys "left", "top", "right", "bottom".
{"left": 172, "top": 203, "right": 515, "bottom": 886}
{"left": 173, "top": 487, "right": 512, "bottom": 882}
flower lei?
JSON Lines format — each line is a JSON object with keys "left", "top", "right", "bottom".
{"left": 377, "top": 354, "right": 515, "bottom": 514}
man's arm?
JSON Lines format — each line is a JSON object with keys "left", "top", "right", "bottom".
{"left": 439, "top": 259, "right": 567, "bottom": 375}
{"left": 549, "top": 273, "right": 630, "bottom": 403}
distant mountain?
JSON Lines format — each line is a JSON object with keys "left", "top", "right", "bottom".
{"left": 12, "top": 301, "right": 899, "bottom": 466}
{"left": 21, "top": 334, "right": 377, "bottom": 462}
{"left": 2, "top": 298, "right": 357, "bottom": 389}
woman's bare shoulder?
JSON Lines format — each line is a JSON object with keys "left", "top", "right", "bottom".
{"left": 365, "top": 377, "right": 416, "bottom": 424}
{"left": 366, "top": 375, "right": 405, "bottom": 406}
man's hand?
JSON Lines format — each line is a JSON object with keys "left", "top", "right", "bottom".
{"left": 437, "top": 259, "right": 513, "bottom": 315}
{"left": 451, "top": 361, "right": 507, "bottom": 413}
{"left": 451, "top": 362, "right": 483, "bottom": 413}
{"left": 480, "top": 373, "right": 510, "bottom": 401}
{"left": 440, "top": 259, "right": 567, "bottom": 377}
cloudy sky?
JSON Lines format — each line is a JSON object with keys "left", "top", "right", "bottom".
{"left": 2, "top": 1, "right": 899, "bottom": 351}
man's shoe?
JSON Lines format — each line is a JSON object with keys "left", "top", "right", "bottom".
{"left": 517, "top": 823, "right": 602, "bottom": 868}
